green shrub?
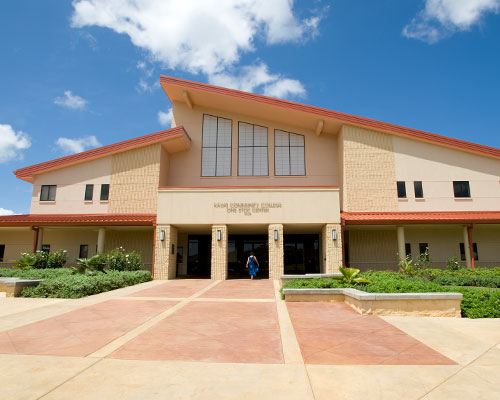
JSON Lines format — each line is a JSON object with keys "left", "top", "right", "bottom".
{"left": 33, "top": 251, "right": 49, "bottom": 269}
{"left": 47, "top": 250, "right": 68, "bottom": 269}
{"left": 452, "top": 287, "right": 500, "bottom": 318}
{"left": 446, "top": 257, "right": 460, "bottom": 271}
{"left": 14, "top": 253, "right": 37, "bottom": 269}
{"left": 106, "top": 247, "right": 142, "bottom": 271}
{"left": 399, "top": 256, "right": 415, "bottom": 276}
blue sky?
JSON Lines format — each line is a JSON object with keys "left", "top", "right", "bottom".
{"left": 1, "top": 0, "right": 499, "bottom": 215}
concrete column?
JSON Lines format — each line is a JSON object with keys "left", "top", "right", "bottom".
{"left": 97, "top": 228, "right": 106, "bottom": 254}
{"left": 211, "top": 225, "right": 227, "bottom": 280}
{"left": 463, "top": 225, "right": 472, "bottom": 268}
{"left": 268, "top": 224, "right": 284, "bottom": 280}
{"left": 397, "top": 226, "right": 406, "bottom": 262}
{"left": 36, "top": 227, "right": 44, "bottom": 251}
{"left": 321, "top": 223, "right": 342, "bottom": 274}
{"left": 154, "top": 225, "right": 178, "bottom": 279}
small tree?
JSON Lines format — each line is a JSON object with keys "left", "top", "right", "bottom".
{"left": 399, "top": 255, "right": 415, "bottom": 276}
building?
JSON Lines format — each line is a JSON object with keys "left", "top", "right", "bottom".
{"left": 1, "top": 76, "right": 499, "bottom": 279}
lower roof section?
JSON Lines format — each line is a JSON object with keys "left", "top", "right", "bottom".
{"left": 0, "top": 214, "right": 157, "bottom": 227}
{"left": 342, "top": 211, "right": 500, "bottom": 225}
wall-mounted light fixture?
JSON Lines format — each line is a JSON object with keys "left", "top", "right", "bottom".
{"left": 274, "top": 230, "right": 278, "bottom": 241}
{"left": 160, "top": 230, "right": 165, "bottom": 241}
{"left": 217, "top": 229, "right": 221, "bottom": 241}
{"left": 332, "top": 229, "right": 337, "bottom": 241}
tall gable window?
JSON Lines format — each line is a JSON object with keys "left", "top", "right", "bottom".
{"left": 40, "top": 185, "right": 56, "bottom": 201}
{"left": 100, "top": 184, "right": 109, "bottom": 201}
{"left": 453, "top": 181, "right": 470, "bottom": 198}
{"left": 274, "top": 130, "right": 305, "bottom": 176}
{"left": 201, "top": 114, "right": 232, "bottom": 176}
{"left": 238, "top": 122, "right": 268, "bottom": 176}
{"left": 84, "top": 184, "right": 94, "bottom": 201}
{"left": 397, "top": 181, "right": 407, "bottom": 198}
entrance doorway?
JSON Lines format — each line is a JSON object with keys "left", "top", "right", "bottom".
{"left": 284, "top": 234, "right": 320, "bottom": 274}
{"left": 228, "top": 235, "right": 269, "bottom": 279}
{"left": 187, "top": 235, "right": 211, "bottom": 277}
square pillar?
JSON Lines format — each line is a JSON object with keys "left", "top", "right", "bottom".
{"left": 154, "top": 225, "right": 178, "bottom": 280}
{"left": 211, "top": 225, "right": 228, "bottom": 280}
{"left": 268, "top": 224, "right": 284, "bottom": 280}
{"left": 322, "top": 223, "right": 342, "bottom": 274}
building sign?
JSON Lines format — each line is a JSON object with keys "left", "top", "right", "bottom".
{"left": 214, "top": 202, "right": 282, "bottom": 217}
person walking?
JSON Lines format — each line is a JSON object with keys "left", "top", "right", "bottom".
{"left": 246, "top": 251, "right": 259, "bottom": 280}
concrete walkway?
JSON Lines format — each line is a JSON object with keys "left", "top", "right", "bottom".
{"left": 0, "top": 279, "right": 499, "bottom": 399}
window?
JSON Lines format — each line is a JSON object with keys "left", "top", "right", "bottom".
{"left": 238, "top": 122, "right": 268, "bottom": 176}
{"left": 418, "top": 243, "right": 428, "bottom": 255}
{"left": 40, "top": 185, "right": 56, "bottom": 201}
{"left": 41, "top": 244, "right": 50, "bottom": 253}
{"left": 453, "top": 181, "right": 470, "bottom": 198}
{"left": 397, "top": 181, "right": 407, "bottom": 198}
{"left": 414, "top": 181, "right": 424, "bottom": 198}
{"left": 460, "top": 243, "right": 479, "bottom": 261}
{"left": 176, "top": 246, "right": 183, "bottom": 265}
{"left": 201, "top": 114, "right": 232, "bottom": 176}
{"left": 100, "top": 184, "right": 109, "bottom": 201}
{"left": 84, "top": 184, "right": 94, "bottom": 201}
{"left": 79, "top": 245, "right": 89, "bottom": 259}
{"left": 0, "top": 244, "right": 5, "bottom": 262}
{"left": 274, "top": 130, "right": 305, "bottom": 176}
{"left": 405, "top": 243, "right": 412, "bottom": 258}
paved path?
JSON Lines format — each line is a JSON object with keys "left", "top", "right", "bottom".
{"left": 0, "top": 279, "right": 499, "bottom": 399}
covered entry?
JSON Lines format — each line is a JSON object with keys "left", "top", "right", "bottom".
{"left": 228, "top": 235, "right": 269, "bottom": 279}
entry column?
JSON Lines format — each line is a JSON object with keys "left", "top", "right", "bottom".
{"left": 322, "top": 223, "right": 342, "bottom": 273}
{"left": 211, "top": 225, "right": 228, "bottom": 280}
{"left": 154, "top": 224, "right": 178, "bottom": 280}
{"left": 268, "top": 224, "right": 283, "bottom": 280}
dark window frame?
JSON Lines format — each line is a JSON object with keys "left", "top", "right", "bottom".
{"left": 460, "top": 242, "right": 479, "bottom": 261}
{"left": 41, "top": 244, "right": 50, "bottom": 253}
{"left": 201, "top": 114, "right": 233, "bottom": 177}
{"left": 79, "top": 244, "right": 89, "bottom": 259}
{"left": 40, "top": 185, "right": 57, "bottom": 201}
{"left": 274, "top": 129, "right": 306, "bottom": 176}
{"left": 397, "top": 181, "right": 407, "bottom": 198}
{"left": 405, "top": 243, "right": 412, "bottom": 258}
{"left": 237, "top": 121, "right": 269, "bottom": 176}
{"left": 0, "top": 244, "right": 5, "bottom": 262}
{"left": 100, "top": 184, "right": 109, "bottom": 201}
{"left": 84, "top": 184, "right": 94, "bottom": 201}
{"left": 418, "top": 243, "right": 428, "bottom": 255}
{"left": 414, "top": 181, "right": 424, "bottom": 198}
{"left": 453, "top": 181, "right": 471, "bottom": 198}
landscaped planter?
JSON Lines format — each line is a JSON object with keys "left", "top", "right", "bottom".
{"left": 280, "top": 273, "right": 342, "bottom": 286}
{"left": 283, "top": 288, "right": 463, "bottom": 317}
{"left": 0, "top": 278, "right": 42, "bottom": 297}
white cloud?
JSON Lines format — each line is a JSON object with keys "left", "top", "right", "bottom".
{"left": 157, "top": 107, "right": 173, "bottom": 127}
{"left": 71, "top": 0, "right": 324, "bottom": 98}
{"left": 403, "top": 0, "right": 500, "bottom": 43}
{"left": 54, "top": 90, "right": 88, "bottom": 110}
{"left": 0, "top": 124, "right": 31, "bottom": 163}
{"left": 55, "top": 135, "right": 101, "bottom": 155}
{"left": 208, "top": 63, "right": 305, "bottom": 99}
{"left": 0, "top": 208, "right": 15, "bottom": 216}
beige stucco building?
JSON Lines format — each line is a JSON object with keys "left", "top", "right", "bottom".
{"left": 1, "top": 76, "right": 499, "bottom": 278}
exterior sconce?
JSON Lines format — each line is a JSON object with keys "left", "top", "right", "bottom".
{"left": 217, "top": 229, "right": 221, "bottom": 241}
{"left": 274, "top": 230, "right": 278, "bottom": 241}
{"left": 332, "top": 229, "right": 337, "bottom": 241}
{"left": 160, "top": 230, "right": 165, "bottom": 241}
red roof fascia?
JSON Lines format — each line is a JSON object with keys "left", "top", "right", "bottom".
{"left": 160, "top": 76, "right": 500, "bottom": 159}
{"left": 14, "top": 126, "right": 189, "bottom": 180}
{"left": 342, "top": 211, "right": 500, "bottom": 225}
{"left": 159, "top": 185, "right": 339, "bottom": 189}
{"left": 0, "top": 214, "right": 157, "bottom": 227}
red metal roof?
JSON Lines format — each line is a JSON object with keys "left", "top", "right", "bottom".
{"left": 160, "top": 75, "right": 500, "bottom": 160}
{"left": 342, "top": 211, "right": 500, "bottom": 225}
{"left": 0, "top": 214, "right": 156, "bottom": 227}
{"left": 14, "top": 126, "right": 190, "bottom": 182}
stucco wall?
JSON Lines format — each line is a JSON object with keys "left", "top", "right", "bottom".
{"left": 103, "top": 229, "right": 154, "bottom": 267}
{"left": 348, "top": 229, "right": 399, "bottom": 270}
{"left": 30, "top": 157, "right": 111, "bottom": 214}
{"left": 42, "top": 228, "right": 99, "bottom": 265}
{"left": 167, "top": 101, "right": 339, "bottom": 187}
{"left": 393, "top": 137, "right": 500, "bottom": 211}
{"left": 0, "top": 228, "right": 34, "bottom": 264}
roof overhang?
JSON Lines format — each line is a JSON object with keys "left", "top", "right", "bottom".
{"left": 0, "top": 214, "right": 157, "bottom": 227}
{"left": 342, "top": 211, "right": 500, "bottom": 225}
{"left": 160, "top": 75, "right": 500, "bottom": 160}
{"left": 14, "top": 126, "right": 191, "bottom": 183}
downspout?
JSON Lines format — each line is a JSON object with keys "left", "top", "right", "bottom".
{"left": 467, "top": 224, "right": 475, "bottom": 269}
{"left": 30, "top": 226, "right": 39, "bottom": 253}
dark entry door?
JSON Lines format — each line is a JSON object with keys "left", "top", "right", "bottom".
{"left": 284, "top": 234, "right": 320, "bottom": 274}
{"left": 228, "top": 235, "right": 269, "bottom": 279}
{"left": 187, "top": 235, "right": 211, "bottom": 277}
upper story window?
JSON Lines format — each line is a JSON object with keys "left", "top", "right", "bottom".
{"left": 40, "top": 185, "right": 56, "bottom": 201}
{"left": 453, "top": 181, "right": 470, "bottom": 198}
{"left": 397, "top": 181, "right": 406, "bottom": 198}
{"left": 274, "top": 130, "right": 305, "bottom": 176}
{"left": 201, "top": 114, "right": 232, "bottom": 177}
{"left": 84, "top": 184, "right": 94, "bottom": 201}
{"left": 100, "top": 184, "right": 109, "bottom": 201}
{"left": 0, "top": 244, "right": 5, "bottom": 262}
{"left": 238, "top": 122, "right": 268, "bottom": 176}
{"left": 414, "top": 181, "right": 424, "bottom": 198}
